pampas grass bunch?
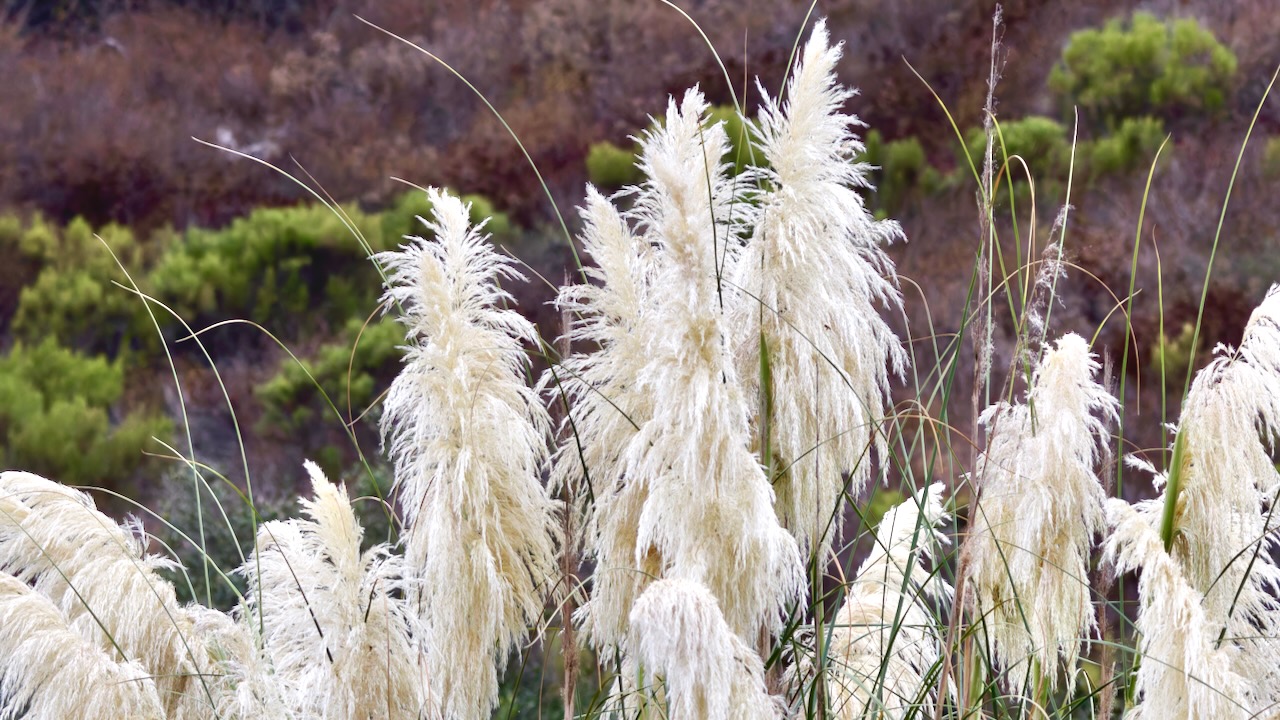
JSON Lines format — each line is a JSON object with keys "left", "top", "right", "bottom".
{"left": 3, "top": 10, "right": 1280, "bottom": 720}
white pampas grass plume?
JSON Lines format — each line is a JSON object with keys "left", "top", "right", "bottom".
{"left": 378, "top": 188, "right": 559, "bottom": 719}
{"left": 1103, "top": 499, "right": 1250, "bottom": 720}
{"left": 0, "top": 471, "right": 209, "bottom": 716}
{"left": 1139, "top": 284, "right": 1280, "bottom": 698}
{"left": 628, "top": 578, "right": 783, "bottom": 720}
{"left": 965, "top": 333, "right": 1118, "bottom": 687}
{"left": 604, "top": 87, "right": 802, "bottom": 640}
{"left": 731, "top": 19, "right": 906, "bottom": 560}
{"left": 0, "top": 572, "right": 166, "bottom": 720}
{"left": 550, "top": 186, "right": 657, "bottom": 649}
{"left": 827, "top": 484, "right": 950, "bottom": 720}
{"left": 181, "top": 604, "right": 296, "bottom": 720}
{"left": 243, "top": 461, "right": 425, "bottom": 720}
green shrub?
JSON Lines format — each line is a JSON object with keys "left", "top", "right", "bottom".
{"left": 0, "top": 339, "right": 170, "bottom": 488}
{"left": 1086, "top": 116, "right": 1167, "bottom": 181}
{"left": 1152, "top": 320, "right": 1197, "bottom": 383}
{"left": 9, "top": 217, "right": 152, "bottom": 351}
{"left": 256, "top": 315, "right": 403, "bottom": 433}
{"left": 860, "top": 130, "right": 940, "bottom": 215}
{"left": 585, "top": 141, "right": 643, "bottom": 189}
{"left": 380, "top": 190, "right": 516, "bottom": 246}
{"left": 707, "top": 105, "right": 763, "bottom": 175}
{"left": 964, "top": 116, "right": 1072, "bottom": 187}
{"left": 148, "top": 202, "right": 385, "bottom": 332}
{"left": 1263, "top": 136, "right": 1280, "bottom": 178}
{"left": 1049, "top": 12, "right": 1237, "bottom": 127}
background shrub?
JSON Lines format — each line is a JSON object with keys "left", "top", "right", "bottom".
{"left": 585, "top": 140, "right": 642, "bottom": 189}
{"left": 0, "top": 338, "right": 170, "bottom": 488}
{"left": 1049, "top": 12, "right": 1237, "bottom": 128}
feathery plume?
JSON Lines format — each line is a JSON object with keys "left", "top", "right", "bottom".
{"left": 730, "top": 19, "right": 907, "bottom": 560}
{"left": 243, "top": 461, "right": 425, "bottom": 720}
{"left": 1137, "top": 284, "right": 1280, "bottom": 700}
{"left": 0, "top": 471, "right": 210, "bottom": 716}
{"left": 1103, "top": 499, "right": 1250, "bottom": 719}
{"left": 378, "top": 188, "right": 559, "bottom": 720}
{"left": 628, "top": 578, "right": 783, "bottom": 720}
{"left": 595, "top": 87, "right": 802, "bottom": 641}
{"left": 827, "top": 484, "right": 950, "bottom": 720}
{"left": 965, "top": 333, "right": 1118, "bottom": 687}
{"left": 550, "top": 186, "right": 657, "bottom": 649}
{"left": 0, "top": 573, "right": 165, "bottom": 720}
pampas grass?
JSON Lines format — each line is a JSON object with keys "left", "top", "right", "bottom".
{"left": 628, "top": 578, "right": 784, "bottom": 720}
{"left": 0, "top": 573, "right": 166, "bottom": 720}
{"left": 965, "top": 333, "right": 1119, "bottom": 690}
{"left": 244, "top": 461, "right": 424, "bottom": 719}
{"left": 825, "top": 484, "right": 950, "bottom": 720}
{"left": 3, "top": 10, "right": 1280, "bottom": 720}
{"left": 731, "top": 19, "right": 907, "bottom": 562}
{"left": 377, "top": 188, "right": 559, "bottom": 720}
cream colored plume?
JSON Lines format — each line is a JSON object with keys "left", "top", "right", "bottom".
{"left": 0, "top": 572, "right": 165, "bottom": 720}
{"left": 628, "top": 578, "right": 783, "bottom": 720}
{"left": 378, "top": 188, "right": 559, "bottom": 720}
{"left": 966, "top": 333, "right": 1118, "bottom": 688}
{"left": 591, "top": 87, "right": 802, "bottom": 642}
{"left": 243, "top": 461, "right": 426, "bottom": 719}
{"left": 730, "top": 19, "right": 906, "bottom": 560}
{"left": 827, "top": 484, "right": 950, "bottom": 720}
{"left": 0, "top": 471, "right": 214, "bottom": 717}
{"left": 550, "top": 185, "right": 657, "bottom": 649}
{"left": 1103, "top": 499, "right": 1250, "bottom": 719}
{"left": 1133, "top": 283, "right": 1280, "bottom": 703}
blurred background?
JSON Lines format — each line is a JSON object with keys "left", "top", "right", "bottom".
{"left": 0, "top": 0, "right": 1278, "bottom": 606}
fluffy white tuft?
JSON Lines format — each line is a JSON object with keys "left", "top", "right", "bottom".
{"left": 0, "top": 572, "right": 166, "bottom": 720}
{"left": 1130, "top": 284, "right": 1280, "bottom": 707}
{"left": 551, "top": 185, "right": 658, "bottom": 649}
{"left": 377, "top": 188, "right": 559, "bottom": 720}
{"left": 827, "top": 484, "right": 951, "bottom": 720}
{"left": 243, "top": 461, "right": 427, "bottom": 719}
{"left": 965, "top": 333, "right": 1118, "bottom": 688}
{"left": 1103, "top": 499, "right": 1250, "bottom": 719}
{"left": 730, "top": 19, "right": 906, "bottom": 560}
{"left": 628, "top": 578, "right": 783, "bottom": 720}
{"left": 0, "top": 471, "right": 215, "bottom": 717}
{"left": 599, "top": 87, "right": 802, "bottom": 641}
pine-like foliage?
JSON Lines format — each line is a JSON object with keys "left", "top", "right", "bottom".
{"left": 731, "top": 19, "right": 906, "bottom": 560}
{"left": 827, "top": 484, "right": 950, "bottom": 720}
{"left": 1103, "top": 499, "right": 1250, "bottom": 719}
{"left": 378, "top": 188, "right": 559, "bottom": 720}
{"left": 966, "top": 333, "right": 1118, "bottom": 688}
{"left": 572, "top": 87, "right": 803, "bottom": 646}
{"left": 628, "top": 578, "right": 783, "bottom": 720}
{"left": 243, "top": 461, "right": 425, "bottom": 719}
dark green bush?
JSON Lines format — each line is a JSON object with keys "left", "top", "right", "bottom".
{"left": 0, "top": 339, "right": 170, "bottom": 488}
{"left": 965, "top": 117, "right": 1072, "bottom": 186}
{"left": 256, "top": 315, "right": 403, "bottom": 433}
{"left": 1086, "top": 116, "right": 1167, "bottom": 181}
{"left": 1049, "top": 12, "right": 1237, "bottom": 128}
{"left": 1263, "top": 136, "right": 1280, "bottom": 178}
{"left": 585, "top": 141, "right": 643, "bottom": 189}
{"left": 860, "top": 130, "right": 940, "bottom": 215}
{"left": 380, "top": 190, "right": 515, "bottom": 247}
{"left": 147, "top": 202, "right": 384, "bottom": 332}
{"left": 10, "top": 217, "right": 153, "bottom": 351}
{"left": 707, "top": 105, "right": 764, "bottom": 175}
